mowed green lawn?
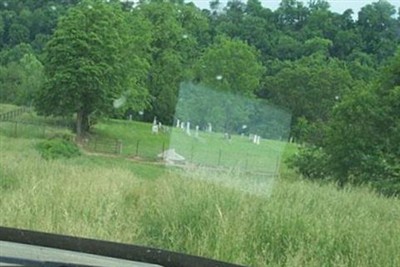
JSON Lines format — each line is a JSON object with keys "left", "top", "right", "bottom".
{"left": 1, "top": 110, "right": 400, "bottom": 266}
{"left": 0, "top": 103, "right": 18, "bottom": 114}
{"left": 92, "top": 119, "right": 290, "bottom": 174}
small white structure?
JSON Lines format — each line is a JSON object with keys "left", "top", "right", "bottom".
{"left": 186, "top": 122, "right": 191, "bottom": 135}
{"left": 152, "top": 117, "right": 158, "bottom": 134}
{"left": 207, "top": 123, "right": 212, "bottom": 132}
{"left": 195, "top": 125, "right": 199, "bottom": 137}
{"left": 152, "top": 125, "right": 158, "bottom": 134}
{"left": 176, "top": 119, "right": 180, "bottom": 128}
{"left": 249, "top": 133, "right": 254, "bottom": 141}
{"left": 158, "top": 149, "right": 185, "bottom": 164}
{"left": 252, "top": 134, "right": 261, "bottom": 145}
{"left": 180, "top": 121, "right": 185, "bottom": 130}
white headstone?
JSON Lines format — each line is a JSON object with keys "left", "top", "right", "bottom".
{"left": 207, "top": 123, "right": 212, "bottom": 132}
{"left": 176, "top": 119, "right": 180, "bottom": 128}
{"left": 186, "top": 122, "right": 191, "bottom": 135}
{"left": 195, "top": 125, "right": 199, "bottom": 137}
{"left": 180, "top": 121, "right": 185, "bottom": 129}
{"left": 152, "top": 124, "right": 158, "bottom": 134}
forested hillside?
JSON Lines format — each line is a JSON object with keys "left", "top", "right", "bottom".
{"left": 1, "top": 0, "right": 399, "bottom": 195}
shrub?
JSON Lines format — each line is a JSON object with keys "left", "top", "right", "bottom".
{"left": 286, "top": 146, "right": 330, "bottom": 180}
{"left": 35, "top": 138, "right": 81, "bottom": 160}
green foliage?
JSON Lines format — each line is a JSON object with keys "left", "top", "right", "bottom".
{"left": 194, "top": 36, "right": 265, "bottom": 96}
{"left": 262, "top": 54, "right": 353, "bottom": 140}
{"left": 357, "top": 0, "right": 399, "bottom": 62}
{"left": 35, "top": 138, "right": 80, "bottom": 160}
{"left": 0, "top": 52, "right": 44, "bottom": 105}
{"left": 35, "top": 0, "right": 151, "bottom": 135}
{"left": 290, "top": 49, "right": 400, "bottom": 196}
{"left": 139, "top": 1, "right": 209, "bottom": 124}
{"left": 286, "top": 146, "right": 330, "bottom": 180}
{"left": 176, "top": 82, "right": 291, "bottom": 137}
{"left": 0, "top": 0, "right": 398, "bottom": 198}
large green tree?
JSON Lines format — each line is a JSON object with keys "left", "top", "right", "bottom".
{"left": 190, "top": 37, "right": 264, "bottom": 133}
{"left": 357, "top": 0, "right": 399, "bottom": 63}
{"left": 262, "top": 54, "right": 354, "bottom": 143}
{"left": 290, "top": 48, "right": 400, "bottom": 196}
{"left": 194, "top": 36, "right": 264, "bottom": 96}
{"left": 0, "top": 52, "right": 44, "bottom": 105}
{"left": 140, "top": 1, "right": 209, "bottom": 124}
{"left": 35, "top": 0, "right": 150, "bottom": 136}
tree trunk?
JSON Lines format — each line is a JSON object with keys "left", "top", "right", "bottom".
{"left": 76, "top": 109, "right": 91, "bottom": 138}
{"left": 76, "top": 109, "right": 84, "bottom": 138}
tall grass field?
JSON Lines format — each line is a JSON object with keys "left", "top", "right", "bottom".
{"left": 0, "top": 110, "right": 399, "bottom": 266}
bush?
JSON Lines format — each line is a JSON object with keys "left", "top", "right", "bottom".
{"left": 35, "top": 138, "right": 81, "bottom": 160}
{"left": 286, "top": 146, "right": 330, "bottom": 180}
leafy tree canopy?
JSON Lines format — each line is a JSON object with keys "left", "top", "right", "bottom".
{"left": 35, "top": 0, "right": 151, "bottom": 136}
{"left": 194, "top": 36, "right": 264, "bottom": 96}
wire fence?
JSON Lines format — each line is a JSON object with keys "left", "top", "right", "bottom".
{"left": 0, "top": 107, "right": 30, "bottom": 121}
{"left": 0, "top": 120, "right": 73, "bottom": 140}
{"left": 0, "top": 113, "right": 281, "bottom": 178}
{"left": 84, "top": 138, "right": 123, "bottom": 155}
{"left": 82, "top": 137, "right": 280, "bottom": 178}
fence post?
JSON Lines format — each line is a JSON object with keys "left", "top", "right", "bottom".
{"left": 274, "top": 155, "right": 281, "bottom": 179}
{"left": 136, "top": 140, "right": 140, "bottom": 156}
{"left": 190, "top": 143, "right": 194, "bottom": 162}
{"left": 218, "top": 149, "right": 222, "bottom": 166}
{"left": 14, "top": 121, "right": 18, "bottom": 137}
{"left": 116, "top": 139, "right": 122, "bottom": 154}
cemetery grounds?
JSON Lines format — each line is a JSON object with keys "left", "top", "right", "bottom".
{"left": 0, "top": 105, "right": 400, "bottom": 267}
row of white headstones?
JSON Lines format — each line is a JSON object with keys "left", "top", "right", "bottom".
{"left": 175, "top": 119, "right": 212, "bottom": 137}
{"left": 151, "top": 118, "right": 261, "bottom": 144}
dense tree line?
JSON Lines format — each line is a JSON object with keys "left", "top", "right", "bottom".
{"left": 0, "top": 0, "right": 399, "bottom": 195}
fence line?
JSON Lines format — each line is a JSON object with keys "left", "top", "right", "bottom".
{"left": 83, "top": 136, "right": 280, "bottom": 177}
{"left": 0, "top": 119, "right": 74, "bottom": 140}
{"left": 0, "top": 107, "right": 30, "bottom": 121}
{"left": 86, "top": 138, "right": 123, "bottom": 154}
{"left": 0, "top": 118, "right": 281, "bottom": 178}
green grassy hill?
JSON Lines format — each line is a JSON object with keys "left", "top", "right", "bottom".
{"left": 1, "top": 108, "right": 399, "bottom": 267}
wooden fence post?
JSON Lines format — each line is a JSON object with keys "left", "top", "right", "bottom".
{"left": 136, "top": 140, "right": 140, "bottom": 156}
{"left": 14, "top": 121, "right": 18, "bottom": 137}
{"left": 116, "top": 139, "right": 122, "bottom": 154}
